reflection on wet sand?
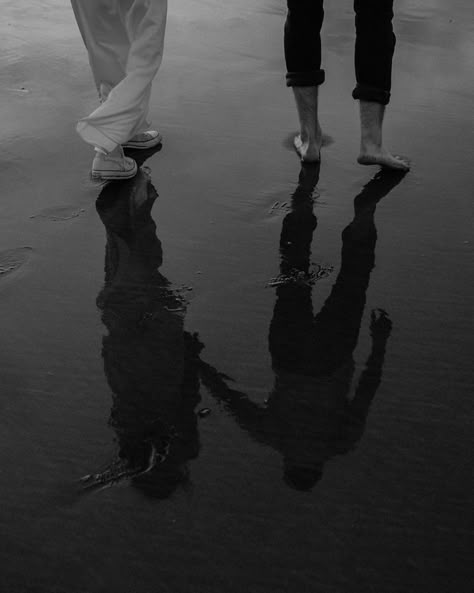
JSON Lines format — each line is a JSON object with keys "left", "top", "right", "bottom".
{"left": 82, "top": 170, "right": 203, "bottom": 499}
{"left": 201, "top": 166, "right": 406, "bottom": 490}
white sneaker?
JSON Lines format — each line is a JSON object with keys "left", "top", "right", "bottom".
{"left": 91, "top": 146, "right": 138, "bottom": 181}
{"left": 122, "top": 130, "right": 162, "bottom": 150}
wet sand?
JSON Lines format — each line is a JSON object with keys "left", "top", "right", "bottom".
{"left": 1, "top": 1, "right": 473, "bottom": 592}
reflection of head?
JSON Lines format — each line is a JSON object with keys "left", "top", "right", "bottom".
{"left": 283, "top": 460, "right": 323, "bottom": 491}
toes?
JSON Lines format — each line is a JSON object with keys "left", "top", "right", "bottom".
{"left": 389, "top": 154, "right": 411, "bottom": 169}
{"left": 389, "top": 156, "right": 410, "bottom": 171}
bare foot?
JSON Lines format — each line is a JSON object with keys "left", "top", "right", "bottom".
{"left": 294, "top": 133, "right": 322, "bottom": 163}
{"left": 357, "top": 101, "right": 410, "bottom": 170}
{"left": 358, "top": 147, "right": 410, "bottom": 170}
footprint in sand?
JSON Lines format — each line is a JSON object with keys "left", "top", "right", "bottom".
{"left": 30, "top": 206, "right": 85, "bottom": 222}
{"left": 0, "top": 247, "right": 33, "bottom": 281}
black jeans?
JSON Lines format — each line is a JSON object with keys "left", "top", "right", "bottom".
{"left": 284, "top": 0, "right": 396, "bottom": 105}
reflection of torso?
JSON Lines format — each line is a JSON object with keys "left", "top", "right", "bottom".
{"left": 100, "top": 227, "right": 187, "bottom": 436}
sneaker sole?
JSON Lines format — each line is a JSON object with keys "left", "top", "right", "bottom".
{"left": 122, "top": 133, "right": 163, "bottom": 150}
{"left": 91, "top": 165, "right": 138, "bottom": 181}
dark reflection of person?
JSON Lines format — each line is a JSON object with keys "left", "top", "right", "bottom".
{"left": 83, "top": 170, "right": 203, "bottom": 499}
{"left": 200, "top": 166, "right": 405, "bottom": 491}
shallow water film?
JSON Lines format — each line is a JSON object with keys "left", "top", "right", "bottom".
{"left": 1, "top": 1, "right": 473, "bottom": 592}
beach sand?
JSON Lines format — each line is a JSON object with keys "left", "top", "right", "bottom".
{"left": 0, "top": 1, "right": 473, "bottom": 592}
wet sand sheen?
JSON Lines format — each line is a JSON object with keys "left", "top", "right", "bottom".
{"left": 0, "top": 1, "right": 473, "bottom": 592}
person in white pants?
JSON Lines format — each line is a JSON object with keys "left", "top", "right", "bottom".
{"left": 70, "top": 0, "right": 167, "bottom": 180}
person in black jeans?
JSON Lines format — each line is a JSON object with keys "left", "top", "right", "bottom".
{"left": 285, "top": 0, "right": 410, "bottom": 170}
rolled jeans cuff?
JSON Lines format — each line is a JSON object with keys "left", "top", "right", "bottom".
{"left": 352, "top": 83, "right": 390, "bottom": 106}
{"left": 286, "top": 69, "right": 325, "bottom": 87}
{"left": 76, "top": 120, "right": 119, "bottom": 153}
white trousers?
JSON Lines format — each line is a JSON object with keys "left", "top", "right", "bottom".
{"left": 70, "top": 0, "right": 167, "bottom": 152}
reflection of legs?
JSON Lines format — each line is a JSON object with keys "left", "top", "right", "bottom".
{"left": 285, "top": 0, "right": 324, "bottom": 162}
{"left": 75, "top": 0, "right": 167, "bottom": 153}
{"left": 269, "top": 165, "right": 320, "bottom": 373}
{"left": 315, "top": 170, "right": 405, "bottom": 371}
{"left": 310, "top": 216, "right": 375, "bottom": 374}
{"left": 352, "top": 0, "right": 409, "bottom": 170}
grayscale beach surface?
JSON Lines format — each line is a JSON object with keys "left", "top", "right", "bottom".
{"left": 1, "top": 1, "right": 473, "bottom": 592}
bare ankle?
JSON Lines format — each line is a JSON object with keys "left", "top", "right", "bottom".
{"left": 292, "top": 86, "right": 321, "bottom": 144}
{"left": 359, "top": 100, "right": 384, "bottom": 149}
{"left": 360, "top": 139, "right": 382, "bottom": 154}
